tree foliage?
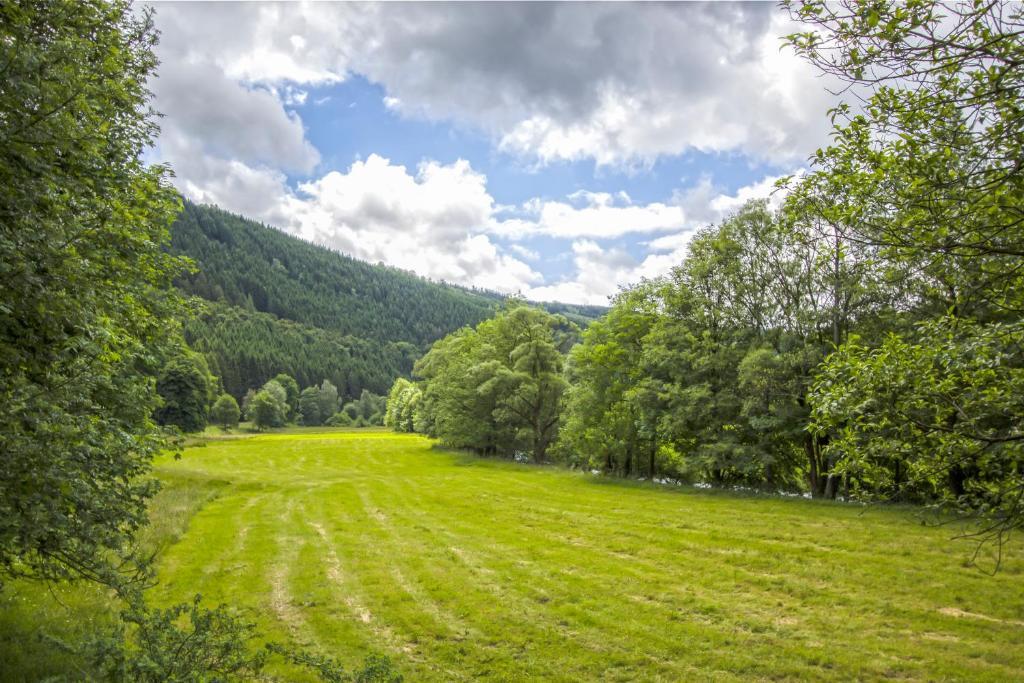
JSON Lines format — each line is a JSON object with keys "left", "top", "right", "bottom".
{"left": 785, "top": 0, "right": 1024, "bottom": 544}
{"left": 211, "top": 393, "right": 240, "bottom": 431}
{"left": 63, "top": 594, "right": 402, "bottom": 682}
{"left": 410, "top": 304, "right": 576, "bottom": 461}
{"left": 0, "top": 0, "right": 187, "bottom": 586}
{"left": 155, "top": 353, "right": 214, "bottom": 433}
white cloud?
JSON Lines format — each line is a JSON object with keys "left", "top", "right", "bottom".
{"left": 142, "top": 2, "right": 829, "bottom": 304}
{"left": 275, "top": 155, "right": 542, "bottom": 294}
{"left": 149, "top": 3, "right": 836, "bottom": 169}
{"left": 152, "top": 60, "right": 319, "bottom": 174}
{"left": 495, "top": 192, "right": 686, "bottom": 240}
{"left": 349, "top": 4, "right": 835, "bottom": 166}
{"left": 508, "top": 244, "right": 540, "bottom": 261}
{"left": 526, "top": 172, "right": 794, "bottom": 305}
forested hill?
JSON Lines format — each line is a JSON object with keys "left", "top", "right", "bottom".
{"left": 171, "top": 201, "right": 507, "bottom": 346}
{"left": 170, "top": 201, "right": 603, "bottom": 398}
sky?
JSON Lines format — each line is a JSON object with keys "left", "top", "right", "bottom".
{"left": 145, "top": 1, "right": 837, "bottom": 305}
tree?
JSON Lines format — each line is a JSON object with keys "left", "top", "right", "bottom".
{"left": 0, "top": 0, "right": 186, "bottom": 586}
{"left": 415, "top": 304, "right": 575, "bottom": 461}
{"left": 250, "top": 390, "right": 286, "bottom": 431}
{"left": 317, "top": 379, "right": 339, "bottom": 423}
{"left": 298, "top": 386, "right": 323, "bottom": 426}
{"left": 786, "top": 0, "right": 1024, "bottom": 544}
{"left": 558, "top": 284, "right": 661, "bottom": 476}
{"left": 272, "top": 373, "right": 300, "bottom": 420}
{"left": 211, "top": 394, "right": 241, "bottom": 431}
{"left": 155, "top": 354, "right": 213, "bottom": 433}
{"left": 385, "top": 379, "right": 423, "bottom": 433}
{"left": 241, "top": 388, "right": 258, "bottom": 421}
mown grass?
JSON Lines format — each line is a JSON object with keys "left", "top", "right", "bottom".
{"left": 0, "top": 471, "right": 228, "bottom": 680}
{"left": 4, "top": 428, "right": 1024, "bottom": 681}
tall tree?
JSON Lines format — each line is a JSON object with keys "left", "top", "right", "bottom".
{"left": 0, "top": 0, "right": 186, "bottom": 585}
{"left": 559, "top": 284, "right": 661, "bottom": 476}
{"left": 271, "top": 373, "right": 300, "bottom": 420}
{"left": 155, "top": 353, "right": 213, "bottom": 433}
{"left": 786, "top": 0, "right": 1024, "bottom": 543}
{"left": 298, "top": 386, "right": 323, "bottom": 426}
{"left": 415, "top": 304, "right": 575, "bottom": 461}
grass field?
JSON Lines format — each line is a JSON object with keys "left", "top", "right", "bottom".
{"left": 4, "top": 428, "right": 1024, "bottom": 681}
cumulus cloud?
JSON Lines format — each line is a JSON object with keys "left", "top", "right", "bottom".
{"left": 282, "top": 155, "right": 542, "bottom": 292}
{"left": 495, "top": 191, "right": 686, "bottom": 240}
{"left": 527, "top": 173, "right": 794, "bottom": 305}
{"left": 149, "top": 2, "right": 834, "bottom": 169}
{"left": 350, "top": 3, "right": 834, "bottom": 165}
{"left": 153, "top": 60, "right": 319, "bottom": 174}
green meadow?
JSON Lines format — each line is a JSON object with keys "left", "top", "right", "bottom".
{"left": 4, "top": 428, "right": 1024, "bottom": 681}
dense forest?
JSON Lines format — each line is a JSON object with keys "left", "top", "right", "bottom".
{"left": 184, "top": 303, "right": 417, "bottom": 399}
{"left": 171, "top": 201, "right": 501, "bottom": 346}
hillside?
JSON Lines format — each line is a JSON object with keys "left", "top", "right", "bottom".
{"left": 171, "top": 201, "right": 506, "bottom": 346}
{"left": 170, "top": 202, "right": 604, "bottom": 398}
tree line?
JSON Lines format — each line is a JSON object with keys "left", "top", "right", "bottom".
{"left": 153, "top": 350, "right": 388, "bottom": 433}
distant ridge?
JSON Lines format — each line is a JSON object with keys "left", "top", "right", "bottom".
{"left": 170, "top": 201, "right": 604, "bottom": 398}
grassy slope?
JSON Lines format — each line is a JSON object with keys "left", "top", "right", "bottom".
{"left": 131, "top": 430, "right": 1024, "bottom": 681}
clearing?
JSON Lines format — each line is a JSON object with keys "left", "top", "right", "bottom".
{"left": 3, "top": 428, "right": 1024, "bottom": 681}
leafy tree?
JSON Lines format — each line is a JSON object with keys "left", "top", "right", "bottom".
{"left": 340, "top": 389, "right": 387, "bottom": 427}
{"left": 211, "top": 393, "right": 241, "bottom": 431}
{"left": 558, "top": 285, "right": 661, "bottom": 476}
{"left": 415, "top": 304, "right": 575, "bottom": 461}
{"left": 317, "top": 379, "right": 340, "bottom": 424}
{"left": 326, "top": 411, "right": 354, "bottom": 427}
{"left": 155, "top": 354, "right": 213, "bottom": 433}
{"left": 299, "top": 386, "right": 324, "bottom": 426}
{"left": 272, "top": 373, "right": 300, "bottom": 420}
{"left": 0, "top": 0, "right": 187, "bottom": 586}
{"left": 250, "top": 390, "right": 286, "bottom": 431}
{"left": 0, "top": 0, "right": 402, "bottom": 675}
{"left": 385, "top": 379, "right": 422, "bottom": 433}
{"left": 786, "top": 0, "right": 1024, "bottom": 541}
{"left": 262, "top": 379, "right": 289, "bottom": 414}
{"left": 241, "top": 388, "right": 257, "bottom": 422}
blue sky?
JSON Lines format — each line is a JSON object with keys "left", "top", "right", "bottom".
{"left": 148, "top": 2, "right": 835, "bottom": 304}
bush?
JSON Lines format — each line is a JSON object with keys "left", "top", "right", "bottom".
{"left": 62, "top": 595, "right": 402, "bottom": 682}
{"left": 326, "top": 412, "right": 353, "bottom": 427}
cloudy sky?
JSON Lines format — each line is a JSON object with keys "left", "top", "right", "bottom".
{"left": 145, "top": 1, "right": 834, "bottom": 305}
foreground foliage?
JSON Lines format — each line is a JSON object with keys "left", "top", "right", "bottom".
{"left": 0, "top": 0, "right": 184, "bottom": 587}
{"left": 785, "top": 0, "right": 1024, "bottom": 542}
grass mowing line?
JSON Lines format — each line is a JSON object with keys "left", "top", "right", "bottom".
{"left": 302, "top": 484, "right": 467, "bottom": 682}
{"left": 266, "top": 495, "right": 307, "bottom": 642}
{"left": 352, "top": 484, "right": 486, "bottom": 643}
{"left": 361, "top": 460, "right": 748, "bottom": 682}
{"left": 418, "top": 444, "right": 1022, "bottom": 679}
